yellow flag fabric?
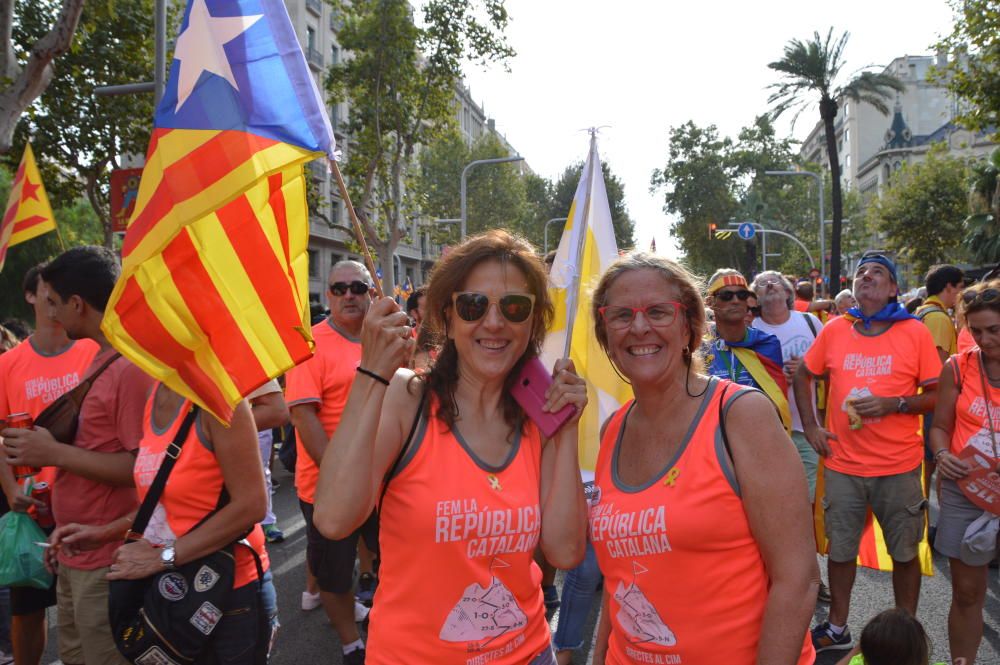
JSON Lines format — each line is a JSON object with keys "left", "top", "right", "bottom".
{"left": 541, "top": 136, "right": 632, "bottom": 479}
{"left": 0, "top": 144, "right": 56, "bottom": 271}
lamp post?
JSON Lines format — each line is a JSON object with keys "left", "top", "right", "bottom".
{"left": 543, "top": 218, "right": 567, "bottom": 254}
{"left": 765, "top": 170, "right": 825, "bottom": 288}
{"left": 461, "top": 156, "right": 525, "bottom": 240}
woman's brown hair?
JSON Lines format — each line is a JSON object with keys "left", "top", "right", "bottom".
{"left": 960, "top": 278, "right": 1000, "bottom": 322}
{"left": 420, "top": 229, "right": 553, "bottom": 433}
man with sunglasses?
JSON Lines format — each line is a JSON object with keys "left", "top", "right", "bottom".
{"left": 285, "top": 260, "right": 383, "bottom": 664}
{"left": 794, "top": 252, "right": 941, "bottom": 654}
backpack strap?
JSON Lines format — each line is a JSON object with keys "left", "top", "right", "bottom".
{"left": 917, "top": 305, "right": 946, "bottom": 321}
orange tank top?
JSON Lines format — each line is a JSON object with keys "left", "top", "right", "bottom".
{"left": 133, "top": 386, "right": 269, "bottom": 589}
{"left": 367, "top": 396, "right": 550, "bottom": 664}
{"left": 950, "top": 349, "right": 1000, "bottom": 458}
{"left": 591, "top": 379, "right": 814, "bottom": 665}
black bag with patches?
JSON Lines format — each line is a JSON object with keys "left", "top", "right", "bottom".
{"left": 108, "top": 407, "right": 266, "bottom": 664}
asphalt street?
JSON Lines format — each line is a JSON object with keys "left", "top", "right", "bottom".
{"left": 37, "top": 465, "right": 1000, "bottom": 664}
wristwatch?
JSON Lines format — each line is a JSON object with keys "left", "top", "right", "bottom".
{"left": 160, "top": 545, "right": 177, "bottom": 571}
{"left": 897, "top": 397, "right": 911, "bottom": 414}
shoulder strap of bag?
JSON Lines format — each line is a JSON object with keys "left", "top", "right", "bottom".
{"left": 379, "top": 386, "right": 429, "bottom": 510}
{"left": 79, "top": 351, "right": 121, "bottom": 394}
{"left": 717, "top": 380, "right": 734, "bottom": 465}
{"left": 917, "top": 305, "right": 946, "bottom": 321}
{"left": 126, "top": 406, "right": 199, "bottom": 542}
{"left": 801, "top": 312, "right": 818, "bottom": 338}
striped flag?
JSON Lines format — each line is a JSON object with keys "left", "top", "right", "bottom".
{"left": 541, "top": 135, "right": 632, "bottom": 479}
{"left": 0, "top": 143, "right": 57, "bottom": 271}
{"left": 101, "top": 0, "right": 334, "bottom": 421}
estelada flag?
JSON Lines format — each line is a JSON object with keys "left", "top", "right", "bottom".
{"left": 0, "top": 143, "right": 57, "bottom": 271}
{"left": 101, "top": 0, "right": 334, "bottom": 421}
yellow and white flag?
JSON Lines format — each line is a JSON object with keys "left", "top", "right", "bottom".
{"left": 541, "top": 135, "right": 632, "bottom": 479}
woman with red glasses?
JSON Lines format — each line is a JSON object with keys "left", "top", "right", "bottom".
{"left": 588, "top": 253, "right": 817, "bottom": 665}
{"left": 929, "top": 279, "right": 1000, "bottom": 665}
{"left": 313, "top": 230, "right": 587, "bottom": 664}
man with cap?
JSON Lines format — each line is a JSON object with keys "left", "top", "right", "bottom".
{"left": 703, "top": 268, "right": 792, "bottom": 433}
{"left": 793, "top": 251, "right": 942, "bottom": 653}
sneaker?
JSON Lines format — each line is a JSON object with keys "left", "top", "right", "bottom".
{"left": 356, "top": 572, "right": 377, "bottom": 607}
{"left": 354, "top": 600, "right": 370, "bottom": 622}
{"left": 263, "top": 524, "right": 285, "bottom": 544}
{"left": 542, "top": 584, "right": 560, "bottom": 611}
{"left": 301, "top": 590, "right": 321, "bottom": 611}
{"left": 817, "top": 581, "right": 831, "bottom": 603}
{"left": 342, "top": 647, "right": 366, "bottom": 665}
{"left": 811, "top": 622, "right": 853, "bottom": 652}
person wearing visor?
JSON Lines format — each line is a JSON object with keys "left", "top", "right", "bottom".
{"left": 793, "top": 251, "right": 941, "bottom": 653}
{"left": 312, "top": 230, "right": 587, "bottom": 664}
{"left": 703, "top": 269, "right": 792, "bottom": 433}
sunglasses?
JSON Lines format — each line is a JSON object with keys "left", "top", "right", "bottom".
{"left": 452, "top": 292, "right": 536, "bottom": 323}
{"left": 962, "top": 287, "right": 1000, "bottom": 306}
{"left": 714, "top": 289, "right": 754, "bottom": 302}
{"left": 599, "top": 302, "right": 686, "bottom": 330}
{"left": 329, "top": 281, "right": 371, "bottom": 296}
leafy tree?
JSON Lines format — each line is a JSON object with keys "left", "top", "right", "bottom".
{"left": 543, "top": 161, "right": 635, "bottom": 253}
{"left": 963, "top": 146, "right": 1000, "bottom": 263}
{"left": 327, "top": 0, "right": 513, "bottom": 294}
{"left": 0, "top": 0, "right": 85, "bottom": 153}
{"left": 10, "top": 0, "right": 155, "bottom": 246}
{"left": 868, "top": 144, "right": 970, "bottom": 275}
{"left": 768, "top": 28, "right": 904, "bottom": 290}
{"left": 415, "top": 130, "right": 528, "bottom": 244}
{"left": 932, "top": 0, "right": 1000, "bottom": 140}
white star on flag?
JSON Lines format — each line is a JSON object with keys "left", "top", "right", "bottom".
{"left": 173, "top": 0, "right": 263, "bottom": 111}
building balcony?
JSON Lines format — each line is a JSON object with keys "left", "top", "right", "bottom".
{"left": 306, "top": 46, "right": 324, "bottom": 70}
{"left": 329, "top": 12, "right": 343, "bottom": 32}
{"left": 308, "top": 159, "right": 327, "bottom": 182}
{"left": 306, "top": 0, "right": 321, "bottom": 17}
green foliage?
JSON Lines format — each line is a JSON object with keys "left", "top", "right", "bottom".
{"left": 326, "top": 0, "right": 512, "bottom": 292}
{"left": 963, "top": 146, "right": 1000, "bottom": 263}
{"left": 7, "top": 0, "right": 156, "bottom": 245}
{"left": 933, "top": 0, "right": 1000, "bottom": 140}
{"left": 868, "top": 145, "right": 971, "bottom": 275}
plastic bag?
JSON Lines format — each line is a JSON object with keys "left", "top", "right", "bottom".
{"left": 0, "top": 511, "right": 53, "bottom": 588}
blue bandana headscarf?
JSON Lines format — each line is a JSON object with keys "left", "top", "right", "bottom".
{"left": 845, "top": 253, "right": 915, "bottom": 329}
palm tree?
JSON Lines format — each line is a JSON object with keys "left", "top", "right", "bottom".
{"left": 768, "top": 29, "right": 903, "bottom": 290}
{"left": 964, "top": 147, "right": 1000, "bottom": 264}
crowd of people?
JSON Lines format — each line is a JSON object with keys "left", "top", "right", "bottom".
{"left": 0, "top": 233, "right": 997, "bottom": 665}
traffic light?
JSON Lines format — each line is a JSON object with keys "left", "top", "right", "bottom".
{"left": 708, "top": 222, "right": 717, "bottom": 239}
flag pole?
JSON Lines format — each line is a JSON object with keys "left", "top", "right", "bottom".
{"left": 562, "top": 130, "right": 598, "bottom": 358}
{"left": 329, "top": 158, "right": 384, "bottom": 299}
{"left": 54, "top": 226, "right": 66, "bottom": 251}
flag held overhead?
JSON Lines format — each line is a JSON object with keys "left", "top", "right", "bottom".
{"left": 102, "top": 0, "right": 334, "bottom": 422}
{"left": 0, "top": 144, "right": 57, "bottom": 272}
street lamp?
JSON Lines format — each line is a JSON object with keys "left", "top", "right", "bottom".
{"left": 765, "top": 170, "right": 825, "bottom": 287}
{"left": 460, "top": 156, "right": 525, "bottom": 240}
{"left": 543, "top": 218, "right": 567, "bottom": 254}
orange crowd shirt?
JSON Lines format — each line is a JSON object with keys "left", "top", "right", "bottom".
{"left": 591, "top": 380, "right": 813, "bottom": 665}
{"left": 803, "top": 317, "right": 941, "bottom": 477}
{"left": 949, "top": 349, "right": 1000, "bottom": 458}
{"left": 0, "top": 337, "right": 99, "bottom": 486}
{"left": 133, "top": 387, "right": 269, "bottom": 589}
{"left": 957, "top": 326, "right": 976, "bottom": 354}
{"left": 369, "top": 395, "right": 550, "bottom": 664}
{"left": 284, "top": 320, "right": 361, "bottom": 504}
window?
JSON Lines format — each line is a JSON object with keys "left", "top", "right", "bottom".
{"left": 308, "top": 250, "right": 318, "bottom": 277}
{"left": 306, "top": 26, "right": 315, "bottom": 51}
{"left": 331, "top": 46, "right": 339, "bottom": 65}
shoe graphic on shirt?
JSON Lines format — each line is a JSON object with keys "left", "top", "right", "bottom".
{"left": 439, "top": 557, "right": 528, "bottom": 648}
{"left": 614, "top": 562, "right": 676, "bottom": 647}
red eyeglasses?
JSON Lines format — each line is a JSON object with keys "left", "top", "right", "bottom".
{"left": 598, "top": 302, "right": 686, "bottom": 330}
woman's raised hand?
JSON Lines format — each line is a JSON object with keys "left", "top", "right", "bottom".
{"left": 543, "top": 358, "right": 588, "bottom": 425}
{"left": 360, "top": 296, "right": 415, "bottom": 381}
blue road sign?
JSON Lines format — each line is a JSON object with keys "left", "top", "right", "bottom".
{"left": 737, "top": 222, "right": 756, "bottom": 240}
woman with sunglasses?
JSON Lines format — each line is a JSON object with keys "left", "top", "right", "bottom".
{"left": 928, "top": 279, "right": 1000, "bottom": 665}
{"left": 312, "top": 230, "right": 587, "bottom": 664}
{"left": 589, "top": 253, "right": 817, "bottom": 665}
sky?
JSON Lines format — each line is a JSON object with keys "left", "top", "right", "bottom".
{"left": 454, "top": 0, "right": 958, "bottom": 258}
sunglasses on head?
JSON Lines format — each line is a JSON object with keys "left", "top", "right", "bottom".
{"left": 714, "top": 289, "right": 754, "bottom": 302}
{"left": 962, "top": 287, "right": 1000, "bottom": 306}
{"left": 452, "top": 292, "right": 536, "bottom": 323}
{"left": 329, "top": 280, "right": 371, "bottom": 296}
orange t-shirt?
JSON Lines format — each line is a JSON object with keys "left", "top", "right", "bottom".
{"left": 793, "top": 299, "right": 810, "bottom": 312}
{"left": 284, "top": 319, "right": 361, "bottom": 504}
{"left": 803, "top": 317, "right": 941, "bottom": 476}
{"left": 949, "top": 349, "right": 1000, "bottom": 458}
{"left": 591, "top": 380, "right": 813, "bottom": 665}
{"left": 957, "top": 326, "right": 976, "bottom": 354}
{"left": 0, "top": 337, "right": 99, "bottom": 486}
{"left": 133, "top": 387, "right": 269, "bottom": 588}
{"left": 368, "top": 397, "right": 550, "bottom": 664}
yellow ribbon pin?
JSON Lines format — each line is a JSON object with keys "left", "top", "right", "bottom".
{"left": 663, "top": 467, "right": 680, "bottom": 487}
{"left": 487, "top": 474, "right": 502, "bottom": 491}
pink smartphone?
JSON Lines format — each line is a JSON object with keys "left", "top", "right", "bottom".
{"left": 511, "top": 357, "right": 577, "bottom": 439}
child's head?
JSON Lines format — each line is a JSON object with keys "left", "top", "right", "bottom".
{"left": 859, "top": 609, "right": 930, "bottom": 665}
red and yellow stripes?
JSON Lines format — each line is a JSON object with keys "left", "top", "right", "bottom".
{"left": 0, "top": 144, "right": 56, "bottom": 270}
{"left": 103, "top": 156, "right": 314, "bottom": 422}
